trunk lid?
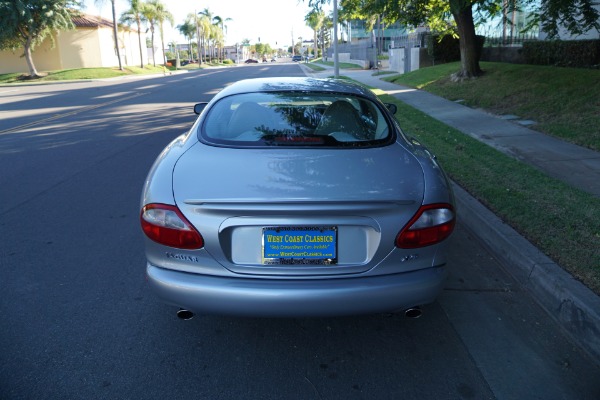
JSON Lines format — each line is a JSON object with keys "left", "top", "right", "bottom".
{"left": 172, "top": 143, "right": 426, "bottom": 276}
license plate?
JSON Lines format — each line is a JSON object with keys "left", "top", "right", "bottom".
{"left": 262, "top": 226, "right": 337, "bottom": 265}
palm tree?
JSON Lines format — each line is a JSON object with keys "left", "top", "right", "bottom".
{"left": 195, "top": 14, "right": 212, "bottom": 64}
{"left": 198, "top": 9, "right": 215, "bottom": 61}
{"left": 320, "top": 15, "right": 333, "bottom": 61}
{"left": 168, "top": 40, "right": 179, "bottom": 65}
{"left": 141, "top": 2, "right": 157, "bottom": 66}
{"left": 212, "top": 15, "right": 231, "bottom": 62}
{"left": 147, "top": 0, "right": 174, "bottom": 66}
{"left": 96, "top": 0, "right": 123, "bottom": 70}
{"left": 177, "top": 18, "right": 196, "bottom": 61}
{"left": 305, "top": 9, "right": 325, "bottom": 59}
{"left": 212, "top": 25, "right": 224, "bottom": 62}
{"left": 198, "top": 9, "right": 229, "bottom": 62}
{"left": 119, "top": 0, "right": 145, "bottom": 68}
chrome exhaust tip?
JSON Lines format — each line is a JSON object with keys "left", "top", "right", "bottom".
{"left": 176, "top": 309, "right": 194, "bottom": 320}
{"left": 404, "top": 307, "right": 422, "bottom": 319}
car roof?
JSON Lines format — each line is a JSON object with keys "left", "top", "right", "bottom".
{"left": 211, "top": 77, "right": 376, "bottom": 102}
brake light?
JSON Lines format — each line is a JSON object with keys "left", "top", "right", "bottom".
{"left": 396, "top": 204, "right": 455, "bottom": 248}
{"left": 140, "top": 203, "right": 204, "bottom": 249}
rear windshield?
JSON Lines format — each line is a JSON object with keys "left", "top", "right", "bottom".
{"left": 199, "top": 92, "right": 394, "bottom": 147}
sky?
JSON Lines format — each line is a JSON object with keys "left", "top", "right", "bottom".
{"left": 82, "top": 0, "right": 326, "bottom": 48}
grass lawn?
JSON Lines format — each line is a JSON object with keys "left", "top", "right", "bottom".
{"left": 303, "top": 62, "right": 326, "bottom": 72}
{"left": 384, "top": 62, "right": 600, "bottom": 151}
{"left": 0, "top": 62, "right": 241, "bottom": 84}
{"left": 3, "top": 61, "right": 598, "bottom": 293}
{"left": 0, "top": 65, "right": 166, "bottom": 84}
{"left": 313, "top": 59, "right": 364, "bottom": 70}
{"left": 366, "top": 65, "right": 600, "bottom": 294}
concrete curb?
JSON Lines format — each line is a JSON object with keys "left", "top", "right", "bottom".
{"left": 301, "top": 68, "right": 600, "bottom": 363}
{"left": 453, "top": 182, "right": 600, "bottom": 365}
{"left": 0, "top": 69, "right": 190, "bottom": 88}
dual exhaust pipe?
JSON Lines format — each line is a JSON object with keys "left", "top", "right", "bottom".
{"left": 176, "top": 309, "right": 194, "bottom": 320}
{"left": 404, "top": 307, "right": 422, "bottom": 318}
{"left": 176, "top": 307, "right": 422, "bottom": 320}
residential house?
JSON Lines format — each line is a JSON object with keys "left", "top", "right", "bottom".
{"left": 0, "top": 13, "right": 148, "bottom": 75}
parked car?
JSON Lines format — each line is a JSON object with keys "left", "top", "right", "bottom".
{"left": 292, "top": 55, "right": 302, "bottom": 62}
{"left": 244, "top": 59, "right": 258, "bottom": 64}
{"left": 140, "top": 77, "right": 456, "bottom": 318}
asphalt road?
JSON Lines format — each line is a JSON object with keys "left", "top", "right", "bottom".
{"left": 1, "top": 64, "right": 599, "bottom": 400}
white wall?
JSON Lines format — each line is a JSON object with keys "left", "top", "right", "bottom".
{"left": 389, "top": 48, "right": 405, "bottom": 73}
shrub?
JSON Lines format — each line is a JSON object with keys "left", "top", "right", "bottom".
{"left": 426, "top": 34, "right": 485, "bottom": 64}
{"left": 523, "top": 40, "right": 600, "bottom": 68}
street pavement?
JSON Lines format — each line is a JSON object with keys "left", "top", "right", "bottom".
{"left": 4, "top": 65, "right": 598, "bottom": 364}
{"left": 301, "top": 64, "right": 600, "bottom": 365}
{"left": 2, "top": 65, "right": 599, "bottom": 398}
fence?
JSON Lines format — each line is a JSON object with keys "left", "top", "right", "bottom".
{"left": 483, "top": 32, "right": 539, "bottom": 47}
{"left": 326, "top": 32, "right": 430, "bottom": 68}
{"left": 326, "top": 41, "right": 377, "bottom": 68}
{"left": 388, "top": 32, "right": 430, "bottom": 49}
{"left": 325, "top": 30, "right": 541, "bottom": 69}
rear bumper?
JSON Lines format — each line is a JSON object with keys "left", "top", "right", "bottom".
{"left": 146, "top": 264, "right": 447, "bottom": 317}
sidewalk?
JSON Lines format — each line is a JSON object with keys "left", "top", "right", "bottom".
{"left": 301, "top": 64, "right": 600, "bottom": 364}
{"left": 313, "top": 67, "right": 600, "bottom": 198}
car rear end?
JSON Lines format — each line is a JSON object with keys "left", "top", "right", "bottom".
{"left": 140, "top": 78, "right": 455, "bottom": 317}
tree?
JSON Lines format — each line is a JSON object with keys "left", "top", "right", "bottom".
{"left": 530, "top": 0, "right": 600, "bottom": 38}
{"left": 199, "top": 8, "right": 216, "bottom": 61}
{"left": 0, "top": 0, "right": 78, "bottom": 77}
{"left": 177, "top": 19, "right": 196, "bottom": 61}
{"left": 255, "top": 42, "right": 265, "bottom": 57}
{"left": 147, "top": 0, "right": 174, "bottom": 66}
{"left": 319, "top": 13, "right": 333, "bottom": 60}
{"left": 212, "top": 26, "right": 224, "bottom": 62}
{"left": 195, "top": 13, "right": 212, "bottom": 63}
{"left": 213, "top": 15, "right": 232, "bottom": 62}
{"left": 309, "top": 0, "right": 600, "bottom": 79}
{"left": 96, "top": 0, "right": 124, "bottom": 71}
{"left": 168, "top": 39, "right": 179, "bottom": 66}
{"left": 198, "top": 10, "right": 228, "bottom": 62}
{"left": 305, "top": 9, "right": 326, "bottom": 58}
{"left": 141, "top": 1, "right": 157, "bottom": 66}
{"left": 119, "top": 0, "right": 146, "bottom": 68}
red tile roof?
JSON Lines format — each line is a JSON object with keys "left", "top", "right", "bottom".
{"left": 72, "top": 13, "right": 114, "bottom": 29}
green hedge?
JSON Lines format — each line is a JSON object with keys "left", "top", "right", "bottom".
{"left": 523, "top": 39, "right": 600, "bottom": 68}
{"left": 426, "top": 35, "right": 485, "bottom": 64}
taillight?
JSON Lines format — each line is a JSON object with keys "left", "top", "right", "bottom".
{"left": 140, "top": 203, "right": 204, "bottom": 249}
{"left": 396, "top": 204, "right": 455, "bottom": 248}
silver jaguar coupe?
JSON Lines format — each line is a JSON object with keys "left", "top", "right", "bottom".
{"left": 140, "top": 77, "right": 455, "bottom": 318}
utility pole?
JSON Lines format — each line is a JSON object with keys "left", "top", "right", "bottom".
{"left": 195, "top": 10, "right": 201, "bottom": 68}
{"left": 291, "top": 29, "right": 294, "bottom": 56}
{"left": 333, "top": 0, "right": 339, "bottom": 77}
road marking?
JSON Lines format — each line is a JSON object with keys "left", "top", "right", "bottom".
{"left": 94, "top": 92, "right": 131, "bottom": 99}
{"left": 0, "top": 92, "right": 145, "bottom": 135}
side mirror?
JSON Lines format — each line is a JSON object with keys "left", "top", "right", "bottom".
{"left": 384, "top": 103, "right": 397, "bottom": 115}
{"left": 193, "top": 102, "right": 208, "bottom": 115}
